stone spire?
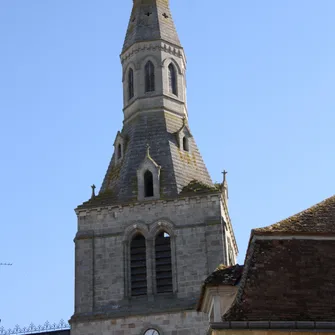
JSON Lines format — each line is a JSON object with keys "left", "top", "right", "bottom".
{"left": 123, "top": 0, "right": 181, "bottom": 52}
{"left": 79, "top": 0, "right": 215, "bottom": 207}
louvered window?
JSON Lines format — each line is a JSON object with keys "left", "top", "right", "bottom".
{"left": 168, "top": 63, "right": 177, "bottom": 96}
{"left": 130, "top": 234, "right": 147, "bottom": 296}
{"left": 155, "top": 232, "right": 173, "bottom": 293}
{"left": 145, "top": 61, "right": 155, "bottom": 92}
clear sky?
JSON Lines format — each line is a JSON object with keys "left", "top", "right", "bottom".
{"left": 1, "top": 0, "right": 335, "bottom": 329}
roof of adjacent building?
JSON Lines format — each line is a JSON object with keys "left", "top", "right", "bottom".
{"left": 123, "top": 0, "right": 181, "bottom": 52}
{"left": 222, "top": 195, "right": 335, "bottom": 322}
{"left": 204, "top": 264, "right": 244, "bottom": 287}
{"left": 197, "top": 264, "right": 243, "bottom": 311}
{"left": 254, "top": 195, "right": 335, "bottom": 235}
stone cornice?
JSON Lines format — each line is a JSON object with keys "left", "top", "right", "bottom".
{"left": 120, "top": 40, "right": 186, "bottom": 69}
{"left": 75, "top": 193, "right": 221, "bottom": 217}
{"left": 123, "top": 103, "right": 187, "bottom": 125}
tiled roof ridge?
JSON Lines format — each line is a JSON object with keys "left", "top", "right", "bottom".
{"left": 253, "top": 194, "right": 335, "bottom": 234}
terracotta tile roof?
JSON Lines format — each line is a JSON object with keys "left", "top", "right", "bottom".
{"left": 197, "top": 264, "right": 243, "bottom": 311}
{"left": 222, "top": 195, "right": 335, "bottom": 322}
{"left": 204, "top": 264, "right": 244, "bottom": 286}
{"left": 223, "top": 239, "right": 335, "bottom": 321}
{"left": 254, "top": 195, "right": 335, "bottom": 235}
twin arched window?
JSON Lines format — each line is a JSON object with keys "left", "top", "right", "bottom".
{"left": 128, "top": 61, "right": 177, "bottom": 98}
{"left": 130, "top": 231, "right": 173, "bottom": 296}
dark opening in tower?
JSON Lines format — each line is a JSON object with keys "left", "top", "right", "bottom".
{"left": 183, "top": 136, "right": 189, "bottom": 152}
{"left": 144, "top": 170, "right": 154, "bottom": 197}
{"left": 168, "top": 63, "right": 177, "bottom": 96}
{"left": 128, "top": 68, "right": 134, "bottom": 100}
{"left": 130, "top": 234, "right": 147, "bottom": 296}
{"left": 117, "top": 143, "right": 122, "bottom": 159}
{"left": 155, "top": 231, "right": 173, "bottom": 294}
{"left": 145, "top": 61, "right": 155, "bottom": 92}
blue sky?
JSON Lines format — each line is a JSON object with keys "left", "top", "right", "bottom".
{"left": 1, "top": 0, "right": 335, "bottom": 329}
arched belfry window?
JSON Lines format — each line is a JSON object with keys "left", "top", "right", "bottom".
{"left": 128, "top": 68, "right": 134, "bottom": 100}
{"left": 130, "top": 234, "right": 147, "bottom": 296}
{"left": 155, "top": 231, "right": 173, "bottom": 293}
{"left": 144, "top": 170, "right": 154, "bottom": 197}
{"left": 145, "top": 61, "right": 155, "bottom": 92}
{"left": 168, "top": 63, "right": 177, "bottom": 96}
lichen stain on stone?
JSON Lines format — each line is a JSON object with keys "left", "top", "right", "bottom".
{"left": 107, "top": 164, "right": 122, "bottom": 188}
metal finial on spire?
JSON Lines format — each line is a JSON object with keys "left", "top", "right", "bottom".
{"left": 222, "top": 170, "right": 228, "bottom": 182}
{"left": 91, "top": 184, "right": 96, "bottom": 199}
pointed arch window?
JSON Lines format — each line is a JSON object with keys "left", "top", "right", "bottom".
{"left": 168, "top": 63, "right": 177, "bottom": 96}
{"left": 144, "top": 170, "right": 154, "bottom": 197}
{"left": 145, "top": 61, "right": 155, "bottom": 92}
{"left": 130, "top": 234, "right": 147, "bottom": 296}
{"left": 128, "top": 68, "right": 134, "bottom": 100}
{"left": 155, "top": 231, "right": 173, "bottom": 293}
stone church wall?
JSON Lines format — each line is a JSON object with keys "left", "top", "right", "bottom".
{"left": 74, "top": 194, "right": 227, "bottom": 316}
{"left": 71, "top": 310, "right": 208, "bottom": 335}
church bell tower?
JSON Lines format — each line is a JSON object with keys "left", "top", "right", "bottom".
{"left": 70, "top": 1, "right": 238, "bottom": 334}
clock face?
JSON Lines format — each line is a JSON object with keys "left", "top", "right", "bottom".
{"left": 144, "top": 329, "right": 159, "bottom": 335}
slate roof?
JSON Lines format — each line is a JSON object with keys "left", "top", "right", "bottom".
{"left": 223, "top": 195, "right": 335, "bottom": 322}
{"left": 123, "top": 0, "right": 181, "bottom": 52}
{"left": 254, "top": 194, "right": 335, "bottom": 235}
{"left": 78, "top": 113, "right": 213, "bottom": 209}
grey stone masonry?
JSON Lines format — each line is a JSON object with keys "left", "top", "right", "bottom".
{"left": 71, "top": 311, "right": 207, "bottom": 335}
{"left": 71, "top": 193, "right": 236, "bottom": 334}
{"left": 71, "top": 0, "right": 239, "bottom": 334}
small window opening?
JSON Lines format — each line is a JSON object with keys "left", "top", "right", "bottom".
{"left": 128, "top": 68, "right": 134, "bottom": 100}
{"left": 117, "top": 143, "right": 122, "bottom": 160}
{"left": 168, "top": 63, "right": 177, "bottom": 96}
{"left": 144, "top": 170, "right": 154, "bottom": 197}
{"left": 145, "top": 61, "right": 155, "bottom": 92}
{"left": 155, "top": 231, "right": 173, "bottom": 293}
{"left": 183, "top": 136, "right": 189, "bottom": 152}
{"left": 130, "top": 234, "right": 147, "bottom": 296}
